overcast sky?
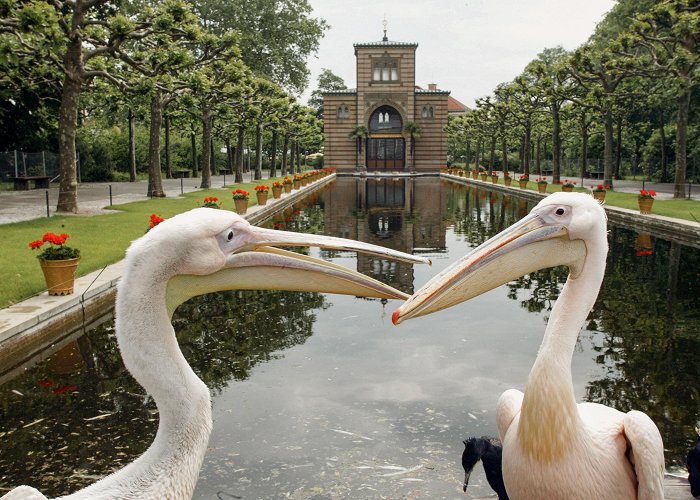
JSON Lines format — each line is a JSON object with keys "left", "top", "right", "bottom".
{"left": 303, "top": 0, "right": 616, "bottom": 107}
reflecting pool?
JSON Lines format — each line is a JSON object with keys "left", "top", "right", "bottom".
{"left": 1, "top": 177, "right": 699, "bottom": 498}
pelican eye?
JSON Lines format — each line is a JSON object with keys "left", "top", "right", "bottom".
{"left": 226, "top": 230, "right": 234, "bottom": 241}
{"left": 555, "top": 207, "right": 566, "bottom": 216}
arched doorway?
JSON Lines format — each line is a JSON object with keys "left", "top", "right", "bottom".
{"left": 366, "top": 105, "right": 405, "bottom": 171}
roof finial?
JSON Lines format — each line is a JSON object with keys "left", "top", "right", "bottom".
{"left": 382, "top": 15, "right": 388, "bottom": 42}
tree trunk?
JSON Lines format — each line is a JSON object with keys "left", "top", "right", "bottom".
{"left": 210, "top": 135, "right": 217, "bottom": 175}
{"left": 500, "top": 130, "right": 507, "bottom": 174}
{"left": 56, "top": 38, "right": 83, "bottom": 213}
{"left": 580, "top": 113, "right": 589, "bottom": 180}
{"left": 128, "top": 107, "right": 137, "bottom": 182}
{"left": 535, "top": 136, "right": 541, "bottom": 175}
{"left": 289, "top": 140, "right": 296, "bottom": 175}
{"left": 164, "top": 114, "right": 172, "bottom": 179}
{"left": 270, "top": 129, "right": 278, "bottom": 178}
{"left": 465, "top": 139, "right": 471, "bottom": 169}
{"left": 190, "top": 126, "right": 198, "bottom": 177}
{"left": 147, "top": 92, "right": 165, "bottom": 198}
{"left": 282, "top": 133, "right": 289, "bottom": 176}
{"left": 614, "top": 114, "right": 622, "bottom": 180}
{"left": 474, "top": 139, "right": 481, "bottom": 169}
{"left": 254, "top": 122, "right": 263, "bottom": 180}
{"left": 658, "top": 109, "right": 667, "bottom": 182}
{"left": 603, "top": 108, "right": 615, "bottom": 189}
{"left": 235, "top": 124, "right": 245, "bottom": 183}
{"left": 200, "top": 109, "right": 212, "bottom": 189}
{"left": 489, "top": 135, "right": 496, "bottom": 170}
{"left": 673, "top": 89, "right": 690, "bottom": 198}
{"left": 523, "top": 121, "right": 531, "bottom": 176}
{"left": 296, "top": 142, "right": 301, "bottom": 172}
{"left": 552, "top": 104, "right": 561, "bottom": 184}
{"left": 225, "top": 137, "right": 233, "bottom": 179}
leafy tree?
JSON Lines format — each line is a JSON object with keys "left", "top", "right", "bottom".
{"left": 403, "top": 121, "right": 422, "bottom": 170}
{"left": 193, "top": 0, "right": 328, "bottom": 94}
{"left": 308, "top": 68, "right": 347, "bottom": 119}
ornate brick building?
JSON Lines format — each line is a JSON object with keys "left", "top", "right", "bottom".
{"left": 323, "top": 30, "right": 449, "bottom": 173}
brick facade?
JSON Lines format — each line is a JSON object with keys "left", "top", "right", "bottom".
{"left": 323, "top": 38, "right": 449, "bottom": 173}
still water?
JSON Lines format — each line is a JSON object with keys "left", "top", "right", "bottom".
{"left": 1, "top": 177, "right": 699, "bottom": 498}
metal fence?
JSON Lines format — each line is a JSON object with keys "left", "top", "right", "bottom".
{"left": 0, "top": 151, "right": 60, "bottom": 181}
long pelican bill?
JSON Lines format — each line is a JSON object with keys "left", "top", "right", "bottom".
{"left": 166, "top": 226, "right": 429, "bottom": 317}
{"left": 392, "top": 207, "right": 587, "bottom": 325}
{"left": 236, "top": 224, "right": 432, "bottom": 266}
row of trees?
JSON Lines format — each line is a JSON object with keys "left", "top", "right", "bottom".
{"left": 447, "top": 0, "right": 699, "bottom": 197}
{"left": 1, "top": 0, "right": 326, "bottom": 212}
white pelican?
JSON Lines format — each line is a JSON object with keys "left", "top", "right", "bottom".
{"left": 3, "top": 208, "right": 429, "bottom": 500}
{"left": 393, "top": 193, "right": 665, "bottom": 499}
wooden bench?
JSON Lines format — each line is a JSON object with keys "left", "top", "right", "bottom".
{"left": 218, "top": 168, "right": 232, "bottom": 175}
{"left": 11, "top": 176, "right": 52, "bottom": 190}
{"left": 589, "top": 170, "right": 605, "bottom": 179}
{"left": 172, "top": 170, "right": 191, "bottom": 179}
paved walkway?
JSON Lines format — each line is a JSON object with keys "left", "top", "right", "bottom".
{"left": 0, "top": 174, "right": 253, "bottom": 224}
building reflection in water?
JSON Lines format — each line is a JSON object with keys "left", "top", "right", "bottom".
{"left": 323, "top": 177, "right": 447, "bottom": 294}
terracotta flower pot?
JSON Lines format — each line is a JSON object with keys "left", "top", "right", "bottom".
{"left": 562, "top": 186, "right": 573, "bottom": 192}
{"left": 284, "top": 183, "right": 292, "bottom": 193}
{"left": 638, "top": 198, "right": 654, "bottom": 214}
{"left": 272, "top": 187, "right": 283, "bottom": 199}
{"left": 593, "top": 191, "right": 606, "bottom": 202}
{"left": 293, "top": 180, "right": 301, "bottom": 190}
{"left": 256, "top": 192, "right": 269, "bottom": 206}
{"left": 472, "top": 172, "right": 479, "bottom": 179}
{"left": 504, "top": 177, "right": 512, "bottom": 186}
{"left": 537, "top": 183, "right": 548, "bottom": 193}
{"left": 40, "top": 257, "right": 80, "bottom": 295}
{"left": 480, "top": 174, "right": 488, "bottom": 181}
{"left": 491, "top": 176, "right": 498, "bottom": 184}
{"left": 518, "top": 180, "right": 528, "bottom": 189}
{"left": 234, "top": 198, "right": 248, "bottom": 214}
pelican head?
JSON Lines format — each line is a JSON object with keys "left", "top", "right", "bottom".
{"left": 392, "top": 193, "right": 606, "bottom": 324}
{"left": 123, "top": 208, "right": 431, "bottom": 317}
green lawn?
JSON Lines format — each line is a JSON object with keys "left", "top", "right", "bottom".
{"left": 1, "top": 180, "right": 280, "bottom": 308}
{"left": 2, "top": 176, "right": 698, "bottom": 309}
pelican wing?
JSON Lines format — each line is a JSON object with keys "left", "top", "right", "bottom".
{"left": 496, "top": 389, "right": 523, "bottom": 443}
{"left": 623, "top": 410, "right": 665, "bottom": 500}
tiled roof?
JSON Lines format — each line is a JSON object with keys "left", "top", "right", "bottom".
{"left": 322, "top": 89, "right": 357, "bottom": 95}
{"left": 415, "top": 89, "right": 450, "bottom": 95}
{"left": 448, "top": 95, "right": 469, "bottom": 113}
{"left": 353, "top": 40, "right": 418, "bottom": 48}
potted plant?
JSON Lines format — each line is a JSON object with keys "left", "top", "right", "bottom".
{"left": 591, "top": 184, "right": 609, "bottom": 202}
{"left": 148, "top": 213, "right": 165, "bottom": 231}
{"left": 29, "top": 232, "right": 81, "bottom": 295}
{"left": 283, "top": 176, "right": 293, "bottom": 193}
{"left": 293, "top": 174, "right": 302, "bottom": 190}
{"left": 536, "top": 177, "right": 548, "bottom": 193}
{"left": 232, "top": 188, "right": 250, "bottom": 214}
{"left": 202, "top": 196, "right": 221, "bottom": 209}
{"left": 491, "top": 171, "right": 499, "bottom": 184}
{"left": 503, "top": 172, "right": 512, "bottom": 187}
{"left": 479, "top": 167, "right": 488, "bottom": 181}
{"left": 255, "top": 184, "right": 270, "bottom": 205}
{"left": 271, "top": 181, "right": 283, "bottom": 199}
{"left": 471, "top": 169, "right": 479, "bottom": 180}
{"left": 518, "top": 174, "right": 529, "bottom": 189}
{"left": 560, "top": 180, "right": 576, "bottom": 192}
{"left": 638, "top": 189, "right": 656, "bottom": 214}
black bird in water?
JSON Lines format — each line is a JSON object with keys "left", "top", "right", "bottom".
{"left": 462, "top": 436, "right": 509, "bottom": 499}
{"left": 688, "top": 421, "right": 700, "bottom": 498}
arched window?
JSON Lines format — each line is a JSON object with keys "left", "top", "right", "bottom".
{"left": 369, "top": 105, "right": 402, "bottom": 133}
{"left": 336, "top": 105, "right": 350, "bottom": 120}
{"left": 372, "top": 57, "right": 399, "bottom": 82}
{"left": 428, "top": 106, "right": 434, "bottom": 118}
{"left": 421, "top": 106, "right": 428, "bottom": 118}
